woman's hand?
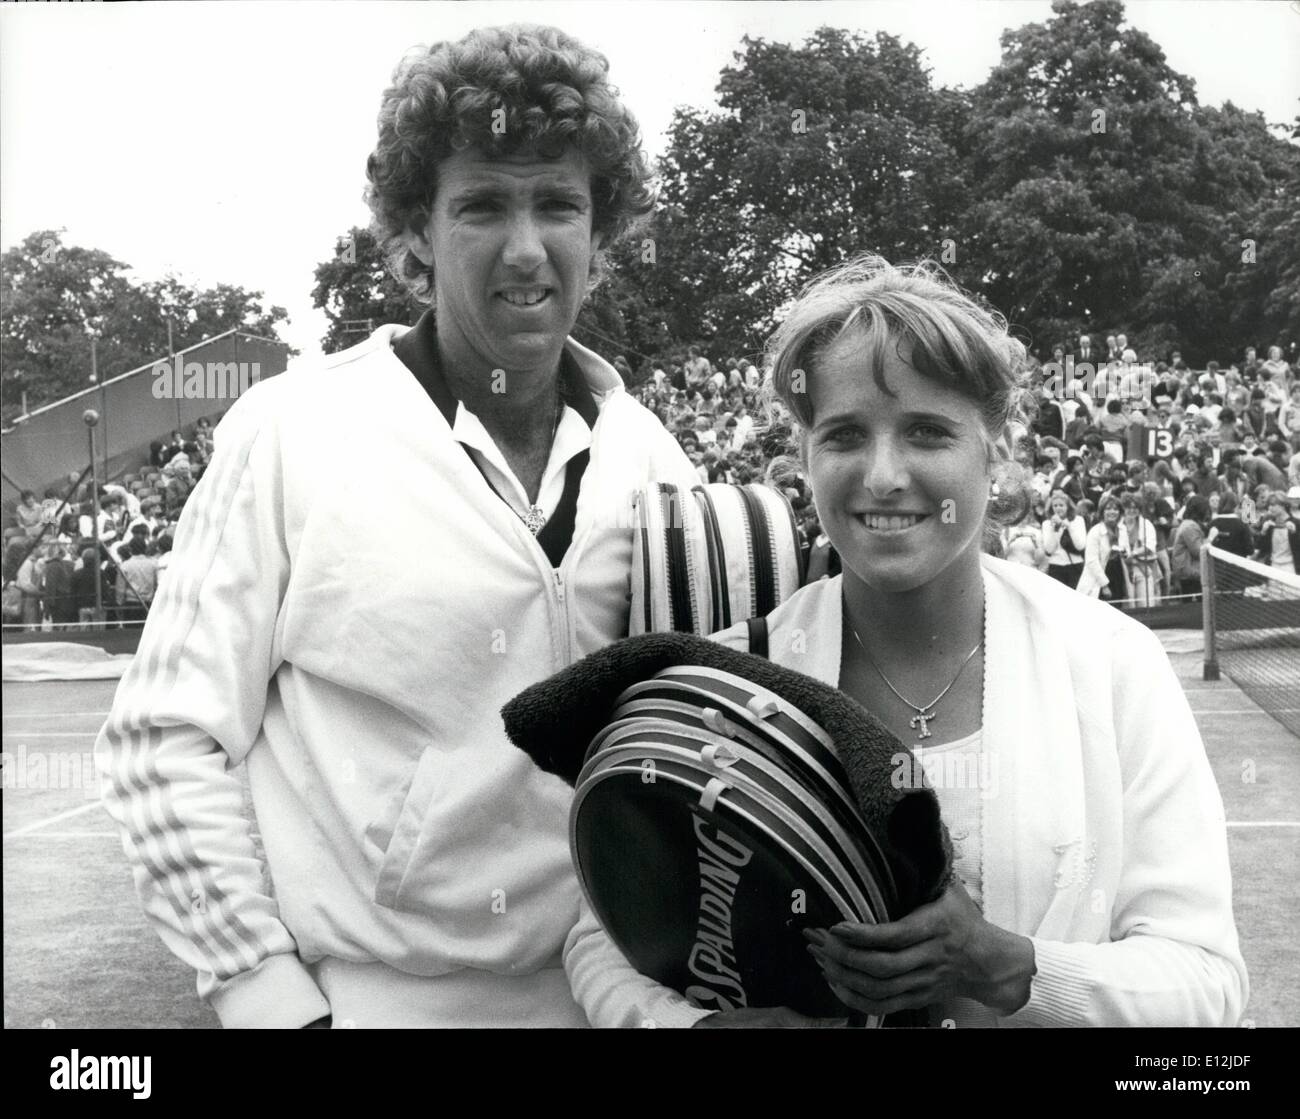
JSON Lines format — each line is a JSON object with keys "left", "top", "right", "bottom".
{"left": 803, "top": 880, "right": 1036, "bottom": 1018}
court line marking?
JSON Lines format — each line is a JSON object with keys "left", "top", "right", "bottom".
{"left": 1190, "top": 709, "right": 1300, "bottom": 715}
{"left": 3, "top": 732, "right": 101, "bottom": 739}
{"left": 2, "top": 801, "right": 105, "bottom": 839}
{"left": 2, "top": 727, "right": 102, "bottom": 738}
{"left": 0, "top": 712, "right": 113, "bottom": 720}
{"left": 1225, "top": 821, "right": 1300, "bottom": 828}
{"left": 4, "top": 831, "right": 120, "bottom": 839}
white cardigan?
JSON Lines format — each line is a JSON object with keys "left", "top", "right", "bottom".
{"left": 709, "top": 556, "right": 1248, "bottom": 1027}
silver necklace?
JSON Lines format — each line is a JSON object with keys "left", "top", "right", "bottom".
{"left": 850, "top": 625, "right": 982, "bottom": 741}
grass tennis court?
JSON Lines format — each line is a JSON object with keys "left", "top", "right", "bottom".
{"left": 4, "top": 648, "right": 1297, "bottom": 1029}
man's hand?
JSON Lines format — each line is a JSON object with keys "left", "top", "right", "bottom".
{"left": 691, "top": 1007, "right": 847, "bottom": 1028}
{"left": 803, "top": 880, "right": 1035, "bottom": 1018}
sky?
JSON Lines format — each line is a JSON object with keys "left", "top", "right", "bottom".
{"left": 2, "top": 0, "right": 1297, "bottom": 366}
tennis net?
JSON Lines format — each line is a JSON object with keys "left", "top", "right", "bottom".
{"left": 1201, "top": 544, "right": 1300, "bottom": 737}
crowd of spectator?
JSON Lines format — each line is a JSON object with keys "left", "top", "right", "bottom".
{"left": 6, "top": 336, "right": 1299, "bottom": 629}
{"left": 628, "top": 335, "right": 1300, "bottom": 605}
{"left": 2, "top": 419, "right": 215, "bottom": 629}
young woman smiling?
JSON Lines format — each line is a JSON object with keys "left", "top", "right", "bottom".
{"left": 708, "top": 256, "right": 1246, "bottom": 1026}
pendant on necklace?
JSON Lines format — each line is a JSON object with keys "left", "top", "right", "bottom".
{"left": 910, "top": 709, "right": 936, "bottom": 740}
{"left": 523, "top": 506, "right": 547, "bottom": 535}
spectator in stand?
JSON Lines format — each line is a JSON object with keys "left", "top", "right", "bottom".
{"left": 1124, "top": 461, "right": 1149, "bottom": 497}
{"left": 1063, "top": 401, "right": 1092, "bottom": 449}
{"left": 1215, "top": 407, "right": 1242, "bottom": 450}
{"left": 731, "top": 401, "right": 755, "bottom": 450}
{"left": 692, "top": 413, "right": 717, "bottom": 448}
{"left": 1278, "top": 383, "right": 1300, "bottom": 445}
{"left": 1241, "top": 444, "right": 1287, "bottom": 492}
{"left": 1204, "top": 361, "right": 1227, "bottom": 396}
{"left": 1097, "top": 397, "right": 1129, "bottom": 439}
{"left": 1003, "top": 511, "right": 1048, "bottom": 571}
{"left": 1207, "top": 492, "right": 1253, "bottom": 559}
{"left": 1256, "top": 367, "right": 1286, "bottom": 415}
{"left": 1125, "top": 404, "right": 1151, "bottom": 462}
{"left": 162, "top": 460, "right": 194, "bottom": 518}
{"left": 1056, "top": 453, "right": 1087, "bottom": 503}
{"left": 71, "top": 545, "right": 108, "bottom": 624}
{"left": 1172, "top": 495, "right": 1211, "bottom": 597}
{"left": 9, "top": 490, "right": 44, "bottom": 543}
{"left": 1105, "top": 334, "right": 1121, "bottom": 362}
{"left": 2, "top": 539, "right": 28, "bottom": 586}
{"left": 181, "top": 441, "right": 209, "bottom": 477}
{"left": 1218, "top": 451, "right": 1250, "bottom": 505}
{"left": 128, "top": 498, "right": 166, "bottom": 539}
{"left": 102, "top": 482, "right": 141, "bottom": 521}
{"left": 14, "top": 542, "right": 45, "bottom": 628}
{"left": 154, "top": 533, "right": 174, "bottom": 590}
{"left": 36, "top": 486, "right": 65, "bottom": 531}
{"left": 1188, "top": 450, "right": 1220, "bottom": 500}
{"left": 97, "top": 493, "right": 131, "bottom": 547}
{"left": 700, "top": 448, "right": 732, "bottom": 485}
{"left": 1031, "top": 382, "right": 1064, "bottom": 440}
{"left": 1202, "top": 391, "right": 1226, "bottom": 425}
{"left": 1241, "top": 390, "right": 1277, "bottom": 443}
{"left": 1118, "top": 492, "right": 1160, "bottom": 607}
{"left": 1245, "top": 482, "right": 1271, "bottom": 527}
{"left": 1290, "top": 451, "right": 1300, "bottom": 491}
{"left": 149, "top": 440, "right": 169, "bottom": 469}
{"left": 1041, "top": 491, "right": 1087, "bottom": 588}
{"left": 684, "top": 345, "right": 711, "bottom": 392}
{"left": 1151, "top": 457, "right": 1180, "bottom": 499}
{"left": 1260, "top": 346, "right": 1291, "bottom": 385}
{"left": 1252, "top": 492, "right": 1300, "bottom": 574}
{"left": 1102, "top": 465, "right": 1129, "bottom": 506}
{"left": 1266, "top": 440, "right": 1293, "bottom": 485}
{"left": 1036, "top": 439, "right": 1069, "bottom": 493}
{"left": 41, "top": 544, "right": 78, "bottom": 625}
{"left": 1139, "top": 482, "right": 1175, "bottom": 596}
{"left": 1077, "top": 334, "right": 1095, "bottom": 363}
{"left": 116, "top": 537, "right": 158, "bottom": 621}
{"left": 1078, "top": 495, "right": 1121, "bottom": 600}
{"left": 706, "top": 361, "right": 727, "bottom": 394}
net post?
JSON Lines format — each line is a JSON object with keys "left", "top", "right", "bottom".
{"left": 1201, "top": 544, "right": 1219, "bottom": 681}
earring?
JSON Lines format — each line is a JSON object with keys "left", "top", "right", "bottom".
{"left": 990, "top": 479, "right": 1001, "bottom": 498}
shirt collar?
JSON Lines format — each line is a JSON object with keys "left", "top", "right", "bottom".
{"left": 391, "top": 307, "right": 602, "bottom": 429}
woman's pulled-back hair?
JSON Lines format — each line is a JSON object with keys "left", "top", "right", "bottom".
{"left": 766, "top": 254, "right": 1034, "bottom": 532}
{"left": 365, "top": 24, "right": 655, "bottom": 303}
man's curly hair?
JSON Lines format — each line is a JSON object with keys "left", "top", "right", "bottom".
{"left": 365, "top": 24, "right": 656, "bottom": 304}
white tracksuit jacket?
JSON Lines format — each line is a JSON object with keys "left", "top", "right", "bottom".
{"left": 94, "top": 326, "right": 710, "bottom": 1028}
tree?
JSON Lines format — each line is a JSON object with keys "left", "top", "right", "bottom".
{"left": 310, "top": 227, "right": 420, "bottom": 353}
{"left": 1, "top": 230, "right": 291, "bottom": 423}
{"left": 635, "top": 27, "right": 969, "bottom": 360}
{"left": 960, "top": 0, "right": 1300, "bottom": 363}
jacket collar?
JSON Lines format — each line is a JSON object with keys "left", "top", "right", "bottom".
{"left": 388, "top": 309, "right": 612, "bottom": 429}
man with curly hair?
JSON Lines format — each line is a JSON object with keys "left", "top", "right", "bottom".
{"left": 96, "top": 24, "right": 705, "bottom": 1029}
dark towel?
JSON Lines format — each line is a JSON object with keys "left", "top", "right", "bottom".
{"left": 501, "top": 631, "right": 952, "bottom": 914}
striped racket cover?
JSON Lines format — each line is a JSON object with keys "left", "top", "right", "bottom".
{"left": 630, "top": 482, "right": 805, "bottom": 636}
